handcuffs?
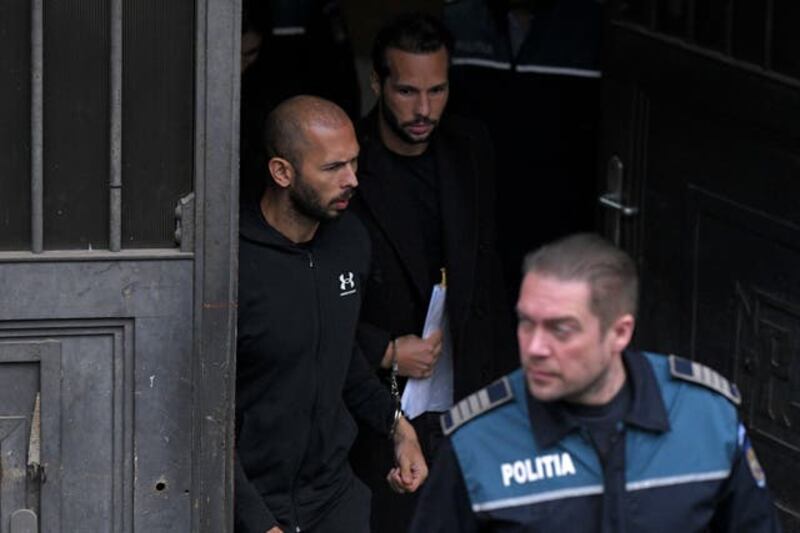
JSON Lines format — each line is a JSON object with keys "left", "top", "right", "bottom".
{"left": 389, "top": 338, "right": 405, "bottom": 438}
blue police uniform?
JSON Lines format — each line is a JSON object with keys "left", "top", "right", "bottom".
{"left": 410, "top": 351, "right": 782, "bottom": 532}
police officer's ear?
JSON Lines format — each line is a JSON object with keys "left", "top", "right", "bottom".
{"left": 267, "top": 156, "right": 294, "bottom": 189}
{"left": 607, "top": 314, "right": 635, "bottom": 355}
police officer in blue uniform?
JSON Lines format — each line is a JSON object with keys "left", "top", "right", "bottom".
{"left": 410, "top": 233, "right": 782, "bottom": 532}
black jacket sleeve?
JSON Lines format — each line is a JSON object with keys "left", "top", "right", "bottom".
{"left": 710, "top": 423, "right": 783, "bottom": 532}
{"left": 356, "top": 321, "right": 392, "bottom": 369}
{"left": 234, "top": 453, "right": 279, "bottom": 533}
{"left": 343, "top": 344, "right": 395, "bottom": 435}
{"left": 409, "top": 439, "right": 481, "bottom": 533}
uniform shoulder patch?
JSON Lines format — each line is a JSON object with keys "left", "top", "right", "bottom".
{"left": 668, "top": 355, "right": 741, "bottom": 406}
{"left": 441, "top": 376, "right": 513, "bottom": 436}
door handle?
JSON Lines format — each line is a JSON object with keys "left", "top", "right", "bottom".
{"left": 598, "top": 192, "right": 639, "bottom": 217}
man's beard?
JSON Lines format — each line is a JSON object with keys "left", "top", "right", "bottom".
{"left": 289, "top": 172, "right": 352, "bottom": 223}
{"left": 380, "top": 93, "right": 438, "bottom": 146}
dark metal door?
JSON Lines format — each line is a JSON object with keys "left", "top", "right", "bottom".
{"left": 599, "top": 1, "right": 800, "bottom": 529}
{"left": 0, "top": 261, "right": 194, "bottom": 532}
{"left": 0, "top": 0, "right": 239, "bottom": 531}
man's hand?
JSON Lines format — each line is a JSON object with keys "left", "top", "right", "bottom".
{"left": 393, "top": 331, "right": 443, "bottom": 379}
{"left": 386, "top": 416, "right": 428, "bottom": 493}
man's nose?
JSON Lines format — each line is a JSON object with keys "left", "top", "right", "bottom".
{"left": 523, "top": 329, "right": 550, "bottom": 358}
{"left": 342, "top": 163, "right": 358, "bottom": 188}
{"left": 415, "top": 93, "right": 430, "bottom": 117}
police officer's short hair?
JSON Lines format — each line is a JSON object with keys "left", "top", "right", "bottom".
{"left": 522, "top": 233, "right": 638, "bottom": 330}
{"left": 371, "top": 12, "right": 453, "bottom": 84}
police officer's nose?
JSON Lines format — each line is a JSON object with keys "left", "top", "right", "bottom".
{"left": 524, "top": 329, "right": 550, "bottom": 358}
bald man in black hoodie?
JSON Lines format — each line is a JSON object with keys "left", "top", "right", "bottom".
{"left": 235, "top": 96, "right": 427, "bottom": 533}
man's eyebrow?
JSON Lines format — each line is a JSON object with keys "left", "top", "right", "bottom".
{"left": 515, "top": 312, "right": 579, "bottom": 324}
{"left": 543, "top": 317, "right": 580, "bottom": 327}
{"left": 322, "top": 155, "right": 358, "bottom": 168}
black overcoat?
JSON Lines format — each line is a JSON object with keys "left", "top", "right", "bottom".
{"left": 350, "top": 111, "right": 519, "bottom": 533}
{"left": 353, "top": 111, "right": 518, "bottom": 400}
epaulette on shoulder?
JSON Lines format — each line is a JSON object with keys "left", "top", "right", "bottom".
{"left": 668, "top": 355, "right": 741, "bottom": 406}
{"left": 441, "top": 376, "right": 513, "bottom": 436}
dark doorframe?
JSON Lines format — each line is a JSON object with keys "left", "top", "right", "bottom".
{"left": 191, "top": 0, "right": 240, "bottom": 531}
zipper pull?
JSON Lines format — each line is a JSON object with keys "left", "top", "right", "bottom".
{"left": 307, "top": 252, "right": 314, "bottom": 268}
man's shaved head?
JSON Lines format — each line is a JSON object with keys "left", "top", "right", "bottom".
{"left": 263, "top": 95, "right": 352, "bottom": 167}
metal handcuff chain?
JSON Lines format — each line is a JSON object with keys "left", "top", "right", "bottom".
{"left": 389, "top": 338, "right": 404, "bottom": 438}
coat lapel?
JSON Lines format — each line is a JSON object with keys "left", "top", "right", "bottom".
{"left": 437, "top": 126, "right": 478, "bottom": 330}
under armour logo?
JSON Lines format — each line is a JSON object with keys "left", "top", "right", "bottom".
{"left": 339, "top": 272, "right": 356, "bottom": 296}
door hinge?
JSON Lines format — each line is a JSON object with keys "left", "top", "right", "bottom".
{"left": 174, "top": 192, "right": 195, "bottom": 252}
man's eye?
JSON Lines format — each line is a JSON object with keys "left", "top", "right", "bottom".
{"left": 551, "top": 324, "right": 574, "bottom": 340}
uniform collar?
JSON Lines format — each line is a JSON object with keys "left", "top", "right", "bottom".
{"left": 527, "top": 350, "right": 671, "bottom": 449}
{"left": 622, "top": 350, "right": 671, "bottom": 433}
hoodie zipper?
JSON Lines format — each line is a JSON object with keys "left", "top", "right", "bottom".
{"left": 290, "top": 250, "right": 317, "bottom": 532}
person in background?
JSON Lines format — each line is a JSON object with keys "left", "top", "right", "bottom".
{"left": 239, "top": 0, "right": 362, "bottom": 203}
{"left": 444, "top": 0, "right": 603, "bottom": 301}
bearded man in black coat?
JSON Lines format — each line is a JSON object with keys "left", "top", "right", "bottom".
{"left": 350, "top": 13, "right": 518, "bottom": 533}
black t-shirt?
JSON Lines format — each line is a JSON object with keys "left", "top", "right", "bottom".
{"left": 563, "top": 381, "right": 632, "bottom": 461}
{"left": 386, "top": 145, "right": 443, "bottom": 289}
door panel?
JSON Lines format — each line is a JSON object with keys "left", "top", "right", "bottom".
{"left": 0, "top": 416, "right": 31, "bottom": 531}
{"left": 0, "top": 342, "right": 60, "bottom": 533}
{"left": 689, "top": 189, "right": 800, "bottom": 523}
{"left": 0, "top": 0, "right": 239, "bottom": 531}
{"left": 601, "top": 2, "right": 800, "bottom": 528}
{"left": 0, "top": 260, "right": 192, "bottom": 532}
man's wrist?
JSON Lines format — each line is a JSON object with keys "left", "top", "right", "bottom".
{"left": 389, "top": 406, "right": 406, "bottom": 440}
{"left": 380, "top": 338, "right": 395, "bottom": 369}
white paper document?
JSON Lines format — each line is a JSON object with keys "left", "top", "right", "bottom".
{"left": 401, "top": 282, "right": 454, "bottom": 419}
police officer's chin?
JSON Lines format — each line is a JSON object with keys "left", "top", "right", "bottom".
{"left": 525, "top": 381, "right": 562, "bottom": 403}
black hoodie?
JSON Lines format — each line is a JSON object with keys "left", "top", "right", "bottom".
{"left": 235, "top": 201, "right": 395, "bottom": 532}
